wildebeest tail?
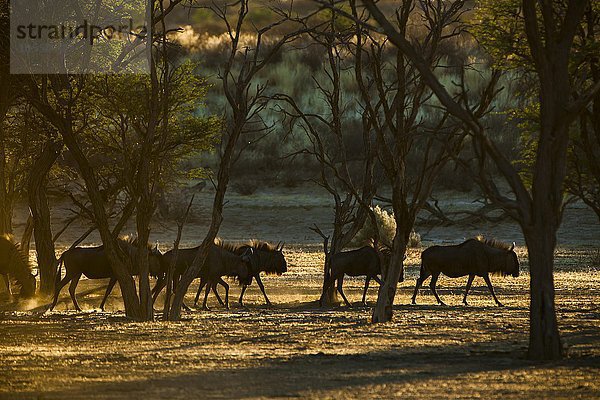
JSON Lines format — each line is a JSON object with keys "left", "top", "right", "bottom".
{"left": 54, "top": 254, "right": 64, "bottom": 287}
{"left": 418, "top": 254, "right": 428, "bottom": 277}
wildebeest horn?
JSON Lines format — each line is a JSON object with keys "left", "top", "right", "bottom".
{"left": 280, "top": 242, "right": 285, "bottom": 251}
{"left": 509, "top": 242, "right": 515, "bottom": 251}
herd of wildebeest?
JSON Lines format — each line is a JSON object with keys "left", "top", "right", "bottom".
{"left": 0, "top": 233, "right": 520, "bottom": 311}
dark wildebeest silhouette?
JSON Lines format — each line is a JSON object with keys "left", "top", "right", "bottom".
{"left": 153, "top": 240, "right": 252, "bottom": 310}
{"left": 0, "top": 234, "right": 36, "bottom": 299}
{"left": 319, "top": 243, "right": 395, "bottom": 307}
{"left": 197, "top": 240, "right": 287, "bottom": 307}
{"left": 49, "top": 236, "right": 163, "bottom": 311}
{"left": 412, "top": 238, "right": 520, "bottom": 307}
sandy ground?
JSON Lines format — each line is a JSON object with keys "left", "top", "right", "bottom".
{"left": 10, "top": 185, "right": 599, "bottom": 249}
{"left": 1, "top": 186, "right": 599, "bottom": 399}
{"left": 1, "top": 244, "right": 600, "bottom": 399}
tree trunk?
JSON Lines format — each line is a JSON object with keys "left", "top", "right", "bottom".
{"left": 167, "top": 197, "right": 223, "bottom": 321}
{"left": 59, "top": 123, "right": 143, "bottom": 320}
{"left": 20, "top": 213, "right": 33, "bottom": 252}
{"left": 0, "top": 199, "right": 11, "bottom": 235}
{"left": 0, "top": 130, "right": 12, "bottom": 235}
{"left": 523, "top": 114, "right": 569, "bottom": 359}
{"left": 0, "top": 0, "right": 14, "bottom": 237}
{"left": 135, "top": 204, "right": 154, "bottom": 321}
{"left": 371, "top": 222, "right": 407, "bottom": 323}
{"left": 167, "top": 122, "right": 241, "bottom": 320}
{"left": 319, "top": 234, "right": 338, "bottom": 305}
{"left": 525, "top": 227, "right": 562, "bottom": 360}
{"left": 28, "top": 140, "right": 62, "bottom": 295}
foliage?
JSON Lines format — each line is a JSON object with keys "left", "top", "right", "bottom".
{"left": 473, "top": 0, "right": 600, "bottom": 217}
{"left": 232, "top": 180, "right": 259, "bottom": 196}
{"left": 82, "top": 60, "right": 221, "bottom": 198}
{"left": 472, "top": 0, "right": 529, "bottom": 70}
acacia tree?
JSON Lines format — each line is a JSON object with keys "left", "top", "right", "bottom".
{"left": 26, "top": 75, "right": 147, "bottom": 318}
{"left": 0, "top": 105, "right": 41, "bottom": 235}
{"left": 551, "top": 3, "right": 599, "bottom": 221}
{"left": 0, "top": 94, "right": 63, "bottom": 295}
{"left": 344, "top": 0, "right": 500, "bottom": 322}
{"left": 476, "top": 0, "right": 600, "bottom": 222}
{"left": 275, "top": 8, "right": 379, "bottom": 304}
{"left": 353, "top": 0, "right": 600, "bottom": 359}
{"left": 23, "top": 0, "right": 189, "bottom": 319}
{"left": 0, "top": 0, "right": 14, "bottom": 235}
{"left": 167, "top": 0, "right": 308, "bottom": 320}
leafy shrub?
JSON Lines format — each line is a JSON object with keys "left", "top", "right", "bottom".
{"left": 349, "top": 206, "right": 421, "bottom": 249}
{"left": 591, "top": 248, "right": 600, "bottom": 268}
{"left": 232, "top": 180, "right": 259, "bottom": 196}
{"left": 408, "top": 230, "right": 422, "bottom": 248}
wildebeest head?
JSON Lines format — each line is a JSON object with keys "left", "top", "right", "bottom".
{"left": 245, "top": 240, "right": 288, "bottom": 275}
{"left": 237, "top": 248, "right": 253, "bottom": 281}
{"left": 506, "top": 242, "right": 520, "bottom": 277}
{"left": 273, "top": 242, "right": 287, "bottom": 275}
{"left": 19, "top": 272, "right": 36, "bottom": 298}
{"left": 149, "top": 242, "right": 164, "bottom": 278}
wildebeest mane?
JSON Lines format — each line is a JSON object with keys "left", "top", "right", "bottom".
{"left": 246, "top": 239, "right": 285, "bottom": 275}
{"left": 247, "top": 239, "right": 279, "bottom": 253}
{"left": 118, "top": 234, "right": 154, "bottom": 251}
{"left": 213, "top": 237, "right": 240, "bottom": 253}
{"left": 475, "top": 236, "right": 513, "bottom": 252}
{"left": 368, "top": 239, "right": 391, "bottom": 256}
{"left": 115, "top": 235, "right": 163, "bottom": 277}
{"left": 474, "top": 236, "right": 517, "bottom": 276}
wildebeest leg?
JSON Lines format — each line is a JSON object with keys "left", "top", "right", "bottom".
{"left": 194, "top": 278, "right": 207, "bottom": 307}
{"left": 337, "top": 276, "right": 352, "bottom": 307}
{"left": 68, "top": 273, "right": 83, "bottom": 311}
{"left": 238, "top": 285, "right": 248, "bottom": 306}
{"left": 49, "top": 275, "right": 72, "bottom": 311}
{"left": 411, "top": 268, "right": 431, "bottom": 305}
{"left": 255, "top": 275, "right": 272, "bottom": 306}
{"left": 216, "top": 278, "right": 229, "bottom": 309}
{"left": 202, "top": 280, "right": 212, "bottom": 310}
{"left": 362, "top": 277, "right": 371, "bottom": 305}
{"left": 2, "top": 274, "right": 11, "bottom": 299}
{"left": 99, "top": 278, "right": 117, "bottom": 311}
{"left": 151, "top": 276, "right": 166, "bottom": 304}
{"left": 429, "top": 273, "right": 445, "bottom": 306}
{"left": 462, "top": 274, "right": 475, "bottom": 306}
{"left": 483, "top": 274, "right": 503, "bottom": 307}
{"left": 210, "top": 280, "right": 225, "bottom": 307}
{"left": 173, "top": 275, "right": 192, "bottom": 311}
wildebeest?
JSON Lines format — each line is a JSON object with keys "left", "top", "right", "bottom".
{"left": 152, "top": 240, "right": 252, "bottom": 310}
{"left": 199, "top": 240, "right": 287, "bottom": 307}
{"left": 0, "top": 234, "right": 36, "bottom": 299}
{"left": 319, "top": 243, "right": 395, "bottom": 307}
{"left": 412, "top": 238, "right": 520, "bottom": 307}
{"left": 49, "top": 236, "right": 164, "bottom": 311}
